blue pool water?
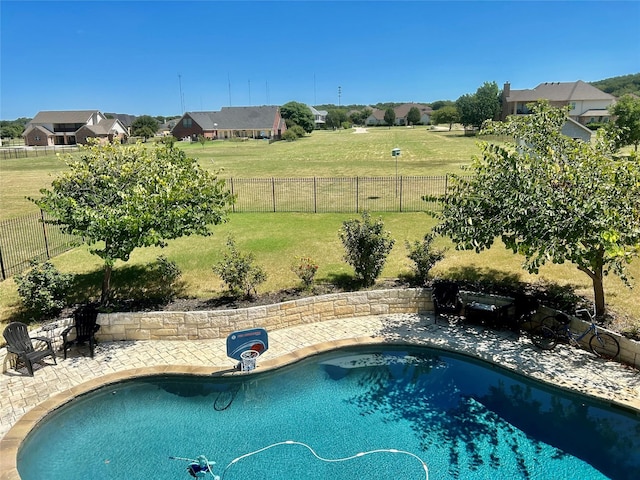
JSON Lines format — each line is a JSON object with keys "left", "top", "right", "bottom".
{"left": 18, "top": 347, "right": 640, "bottom": 480}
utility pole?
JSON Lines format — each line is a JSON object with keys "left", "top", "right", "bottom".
{"left": 178, "top": 74, "right": 185, "bottom": 113}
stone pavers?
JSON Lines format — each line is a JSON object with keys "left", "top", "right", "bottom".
{"left": 1, "top": 313, "right": 640, "bottom": 478}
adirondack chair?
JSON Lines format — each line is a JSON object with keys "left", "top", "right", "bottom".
{"left": 3, "top": 322, "right": 57, "bottom": 376}
{"left": 62, "top": 307, "right": 100, "bottom": 359}
{"left": 432, "top": 281, "right": 463, "bottom": 322}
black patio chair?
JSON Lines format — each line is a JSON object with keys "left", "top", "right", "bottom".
{"left": 3, "top": 322, "right": 57, "bottom": 376}
{"left": 62, "top": 307, "right": 100, "bottom": 359}
{"left": 432, "top": 281, "right": 463, "bottom": 321}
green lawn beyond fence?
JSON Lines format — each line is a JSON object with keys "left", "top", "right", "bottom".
{"left": 0, "top": 175, "right": 456, "bottom": 280}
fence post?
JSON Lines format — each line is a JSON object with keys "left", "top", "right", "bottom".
{"left": 40, "top": 210, "right": 51, "bottom": 259}
{"left": 444, "top": 174, "right": 449, "bottom": 201}
{"left": 356, "top": 177, "right": 359, "bottom": 213}
{"left": 230, "top": 178, "right": 235, "bottom": 213}
{"left": 399, "top": 176, "right": 403, "bottom": 212}
{"left": 272, "top": 177, "right": 276, "bottom": 212}
{"left": 0, "top": 246, "right": 6, "bottom": 280}
{"left": 313, "top": 177, "right": 317, "bottom": 213}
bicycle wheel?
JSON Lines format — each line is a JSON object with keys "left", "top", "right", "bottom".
{"left": 589, "top": 333, "right": 620, "bottom": 360}
{"left": 531, "top": 325, "right": 557, "bottom": 350}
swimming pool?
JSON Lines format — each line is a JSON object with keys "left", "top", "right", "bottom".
{"left": 18, "top": 346, "right": 640, "bottom": 479}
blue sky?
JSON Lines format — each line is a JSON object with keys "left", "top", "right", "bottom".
{"left": 1, "top": 0, "right": 639, "bottom": 119}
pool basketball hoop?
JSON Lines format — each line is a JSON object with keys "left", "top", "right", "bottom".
{"left": 240, "top": 349, "right": 260, "bottom": 372}
{"left": 226, "top": 328, "right": 269, "bottom": 372}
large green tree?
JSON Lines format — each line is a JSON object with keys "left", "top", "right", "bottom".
{"left": 609, "top": 94, "right": 640, "bottom": 151}
{"left": 131, "top": 115, "right": 159, "bottom": 140}
{"left": 407, "top": 106, "right": 421, "bottom": 126}
{"left": 326, "top": 108, "right": 348, "bottom": 129}
{"left": 280, "top": 101, "right": 315, "bottom": 133}
{"left": 384, "top": 108, "right": 396, "bottom": 127}
{"left": 432, "top": 101, "right": 640, "bottom": 317}
{"left": 431, "top": 105, "right": 459, "bottom": 131}
{"left": 456, "top": 81, "right": 501, "bottom": 129}
{"left": 33, "top": 141, "right": 235, "bottom": 304}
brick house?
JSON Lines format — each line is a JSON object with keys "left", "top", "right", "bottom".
{"left": 171, "top": 106, "right": 286, "bottom": 141}
{"left": 23, "top": 110, "right": 128, "bottom": 146}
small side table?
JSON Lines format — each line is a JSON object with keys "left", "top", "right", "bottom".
{"left": 40, "top": 322, "right": 59, "bottom": 349}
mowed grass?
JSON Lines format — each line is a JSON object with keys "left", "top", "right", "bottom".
{"left": 0, "top": 127, "right": 479, "bottom": 219}
{"left": 1, "top": 128, "right": 637, "bottom": 333}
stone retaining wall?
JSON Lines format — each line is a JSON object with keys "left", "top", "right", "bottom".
{"left": 97, "top": 288, "right": 432, "bottom": 342}
{"left": 47, "top": 288, "right": 640, "bottom": 370}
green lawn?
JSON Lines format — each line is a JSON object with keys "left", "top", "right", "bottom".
{"left": 1, "top": 128, "right": 637, "bottom": 336}
{"left": 0, "top": 127, "right": 480, "bottom": 219}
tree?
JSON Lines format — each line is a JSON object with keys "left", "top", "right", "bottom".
{"left": 431, "top": 100, "right": 454, "bottom": 111}
{"left": 131, "top": 115, "right": 159, "bottom": 140}
{"left": 350, "top": 108, "right": 372, "bottom": 126}
{"left": 339, "top": 211, "right": 395, "bottom": 287}
{"left": 456, "top": 81, "right": 501, "bottom": 129}
{"left": 407, "top": 107, "right": 421, "bottom": 126}
{"left": 384, "top": 108, "right": 396, "bottom": 127}
{"left": 280, "top": 101, "right": 315, "bottom": 133}
{"left": 609, "top": 94, "right": 640, "bottom": 151}
{"left": 326, "top": 108, "right": 348, "bottom": 129}
{"left": 431, "top": 106, "right": 459, "bottom": 130}
{"left": 431, "top": 101, "right": 640, "bottom": 317}
{"left": 33, "top": 141, "right": 235, "bottom": 304}
{"left": 0, "top": 124, "right": 22, "bottom": 139}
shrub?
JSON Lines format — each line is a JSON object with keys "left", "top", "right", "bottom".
{"left": 291, "top": 256, "right": 319, "bottom": 290}
{"left": 15, "top": 261, "right": 72, "bottom": 319}
{"left": 339, "top": 211, "right": 395, "bottom": 287}
{"left": 150, "top": 255, "right": 182, "bottom": 301}
{"left": 406, "top": 233, "right": 446, "bottom": 285}
{"left": 290, "top": 125, "right": 306, "bottom": 138}
{"left": 282, "top": 129, "right": 298, "bottom": 142}
{"left": 212, "top": 236, "right": 267, "bottom": 298}
{"left": 341, "top": 121, "right": 351, "bottom": 130}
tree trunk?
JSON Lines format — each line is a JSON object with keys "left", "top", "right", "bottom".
{"left": 579, "top": 257, "right": 606, "bottom": 318}
{"left": 592, "top": 269, "right": 606, "bottom": 319}
{"left": 101, "top": 263, "right": 112, "bottom": 305}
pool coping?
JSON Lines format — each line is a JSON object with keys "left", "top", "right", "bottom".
{"left": 2, "top": 329, "right": 639, "bottom": 480}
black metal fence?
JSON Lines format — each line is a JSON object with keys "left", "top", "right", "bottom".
{"left": 0, "top": 145, "right": 78, "bottom": 160}
{"left": 0, "top": 175, "right": 457, "bottom": 280}
{"left": 0, "top": 212, "right": 80, "bottom": 280}
{"left": 227, "top": 175, "right": 453, "bottom": 213}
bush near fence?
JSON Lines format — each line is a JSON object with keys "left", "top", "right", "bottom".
{"left": 0, "top": 175, "right": 457, "bottom": 281}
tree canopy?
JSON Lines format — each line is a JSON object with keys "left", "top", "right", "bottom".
{"left": 384, "top": 108, "right": 396, "bottom": 126}
{"left": 131, "top": 115, "right": 159, "bottom": 139}
{"left": 326, "top": 108, "right": 348, "bottom": 129}
{"left": 609, "top": 94, "right": 640, "bottom": 151}
{"left": 431, "top": 106, "right": 459, "bottom": 130}
{"left": 431, "top": 101, "right": 640, "bottom": 317}
{"left": 591, "top": 73, "right": 640, "bottom": 98}
{"left": 33, "top": 141, "right": 235, "bottom": 304}
{"left": 407, "top": 107, "right": 421, "bottom": 125}
{"left": 280, "top": 101, "right": 315, "bottom": 133}
{"left": 455, "top": 81, "right": 501, "bottom": 129}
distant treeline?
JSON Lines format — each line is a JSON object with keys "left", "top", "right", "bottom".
{"left": 590, "top": 73, "right": 640, "bottom": 98}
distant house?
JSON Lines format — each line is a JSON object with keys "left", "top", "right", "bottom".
{"left": 366, "top": 103, "right": 432, "bottom": 126}
{"left": 394, "top": 103, "right": 433, "bottom": 125}
{"left": 23, "top": 110, "right": 128, "bottom": 146}
{"left": 309, "top": 106, "right": 327, "bottom": 128}
{"left": 171, "top": 106, "right": 286, "bottom": 141}
{"left": 501, "top": 81, "right": 615, "bottom": 126}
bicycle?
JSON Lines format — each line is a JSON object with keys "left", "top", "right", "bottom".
{"left": 530, "top": 306, "right": 620, "bottom": 360}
